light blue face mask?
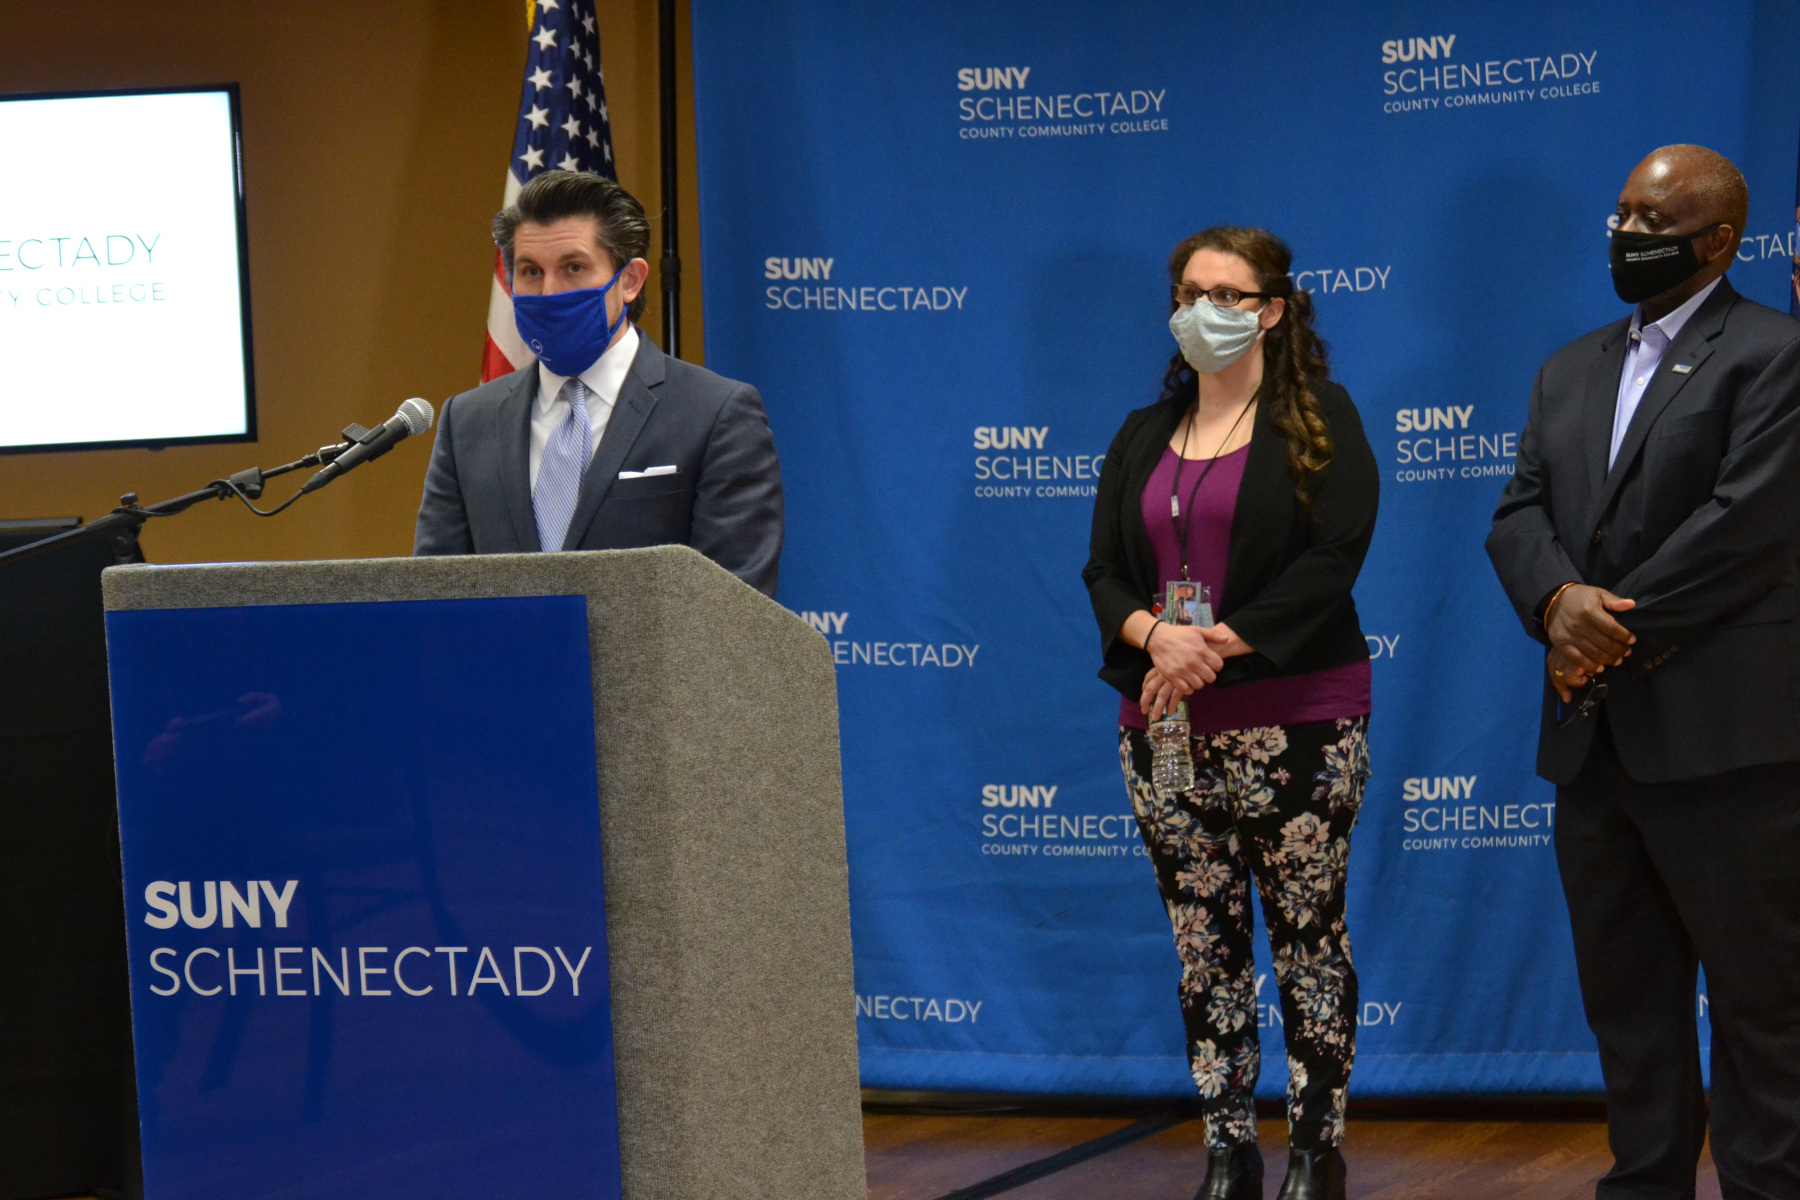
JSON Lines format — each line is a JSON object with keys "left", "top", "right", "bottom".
{"left": 510, "top": 264, "right": 630, "bottom": 375}
{"left": 1169, "top": 298, "right": 1263, "bottom": 375}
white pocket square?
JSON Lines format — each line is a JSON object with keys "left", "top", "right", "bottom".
{"left": 618, "top": 465, "right": 678, "bottom": 479}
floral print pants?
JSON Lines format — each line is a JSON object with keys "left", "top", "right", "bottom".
{"left": 1120, "top": 716, "right": 1370, "bottom": 1151}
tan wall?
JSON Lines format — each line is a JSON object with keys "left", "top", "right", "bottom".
{"left": 0, "top": 0, "right": 702, "bottom": 564}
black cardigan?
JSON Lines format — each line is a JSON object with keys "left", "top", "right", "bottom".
{"left": 1082, "top": 378, "right": 1379, "bottom": 700}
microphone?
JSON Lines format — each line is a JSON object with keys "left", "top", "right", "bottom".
{"left": 300, "top": 399, "right": 434, "bottom": 494}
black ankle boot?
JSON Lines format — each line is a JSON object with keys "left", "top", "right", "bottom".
{"left": 1194, "top": 1141, "right": 1263, "bottom": 1200}
{"left": 1275, "top": 1147, "right": 1345, "bottom": 1200}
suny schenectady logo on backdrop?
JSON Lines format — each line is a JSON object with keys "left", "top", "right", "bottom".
{"left": 1378, "top": 30, "right": 1601, "bottom": 115}
{"left": 795, "top": 610, "right": 981, "bottom": 668}
{"left": 954, "top": 62, "right": 1169, "bottom": 142}
{"left": 762, "top": 255, "right": 968, "bottom": 313}
{"left": 1391, "top": 404, "right": 1517, "bottom": 485}
{"left": 1398, "top": 775, "right": 1556, "bottom": 853}
{"left": 973, "top": 425, "right": 1104, "bottom": 500}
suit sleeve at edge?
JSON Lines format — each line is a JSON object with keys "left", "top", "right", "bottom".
{"left": 1486, "top": 362, "right": 1583, "bottom": 643}
{"left": 688, "top": 383, "right": 784, "bottom": 598}
{"left": 413, "top": 393, "right": 473, "bottom": 556}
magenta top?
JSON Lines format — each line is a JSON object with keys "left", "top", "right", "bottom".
{"left": 1119, "top": 442, "right": 1371, "bottom": 734}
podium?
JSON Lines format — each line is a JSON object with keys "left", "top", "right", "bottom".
{"left": 101, "top": 546, "right": 865, "bottom": 1200}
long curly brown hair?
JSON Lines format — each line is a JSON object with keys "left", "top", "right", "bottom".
{"left": 1161, "top": 226, "right": 1333, "bottom": 510}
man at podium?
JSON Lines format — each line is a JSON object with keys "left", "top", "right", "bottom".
{"left": 414, "top": 169, "right": 784, "bottom": 596}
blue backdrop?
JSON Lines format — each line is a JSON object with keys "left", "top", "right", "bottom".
{"left": 690, "top": 0, "right": 1800, "bottom": 1097}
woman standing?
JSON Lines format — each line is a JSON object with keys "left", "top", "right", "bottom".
{"left": 1083, "top": 227, "right": 1378, "bottom": 1200}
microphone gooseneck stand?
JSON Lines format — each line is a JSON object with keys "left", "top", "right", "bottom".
{"left": 0, "top": 434, "right": 360, "bottom": 569}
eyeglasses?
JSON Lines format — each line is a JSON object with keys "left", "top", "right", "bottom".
{"left": 1173, "top": 284, "right": 1273, "bottom": 308}
{"left": 1555, "top": 681, "right": 1608, "bottom": 728}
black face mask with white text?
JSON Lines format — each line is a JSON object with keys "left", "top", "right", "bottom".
{"left": 1608, "top": 223, "right": 1720, "bottom": 304}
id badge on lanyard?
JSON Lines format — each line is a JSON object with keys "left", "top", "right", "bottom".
{"left": 1162, "top": 580, "right": 1214, "bottom": 628}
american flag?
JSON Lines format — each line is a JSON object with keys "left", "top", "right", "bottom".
{"left": 482, "top": 0, "right": 617, "bottom": 382}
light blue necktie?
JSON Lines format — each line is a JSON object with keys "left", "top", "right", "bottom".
{"left": 533, "top": 377, "right": 592, "bottom": 552}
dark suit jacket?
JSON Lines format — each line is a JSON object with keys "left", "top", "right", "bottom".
{"left": 413, "top": 331, "right": 784, "bottom": 597}
{"left": 1487, "top": 278, "right": 1800, "bottom": 784}
{"left": 1083, "top": 379, "right": 1379, "bottom": 701}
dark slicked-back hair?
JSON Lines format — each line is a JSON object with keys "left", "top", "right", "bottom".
{"left": 1653, "top": 144, "right": 1750, "bottom": 253}
{"left": 493, "top": 170, "right": 652, "bottom": 320}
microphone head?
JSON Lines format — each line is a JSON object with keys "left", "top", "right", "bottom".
{"left": 397, "top": 397, "right": 434, "bottom": 436}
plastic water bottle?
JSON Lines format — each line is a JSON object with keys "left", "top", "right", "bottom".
{"left": 1147, "top": 583, "right": 1209, "bottom": 798}
{"left": 1150, "top": 699, "right": 1194, "bottom": 797}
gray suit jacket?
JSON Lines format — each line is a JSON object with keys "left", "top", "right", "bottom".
{"left": 413, "top": 331, "right": 784, "bottom": 596}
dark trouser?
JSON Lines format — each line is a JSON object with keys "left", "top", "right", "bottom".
{"left": 1120, "top": 716, "right": 1369, "bottom": 1151}
{"left": 1557, "top": 717, "right": 1800, "bottom": 1200}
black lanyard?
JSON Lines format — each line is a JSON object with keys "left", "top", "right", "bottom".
{"left": 1169, "top": 397, "right": 1255, "bottom": 582}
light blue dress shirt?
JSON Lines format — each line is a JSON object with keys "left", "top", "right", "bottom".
{"left": 1609, "top": 277, "right": 1722, "bottom": 469}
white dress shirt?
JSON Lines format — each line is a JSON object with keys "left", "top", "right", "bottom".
{"left": 529, "top": 323, "right": 640, "bottom": 489}
{"left": 1609, "top": 277, "right": 1721, "bottom": 469}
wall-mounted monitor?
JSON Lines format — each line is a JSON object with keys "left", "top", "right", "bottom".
{"left": 0, "top": 84, "right": 254, "bottom": 453}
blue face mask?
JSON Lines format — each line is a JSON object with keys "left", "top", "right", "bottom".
{"left": 510, "top": 264, "right": 630, "bottom": 375}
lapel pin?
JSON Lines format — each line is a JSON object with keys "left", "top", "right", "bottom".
{"left": 1671, "top": 363, "right": 1693, "bottom": 374}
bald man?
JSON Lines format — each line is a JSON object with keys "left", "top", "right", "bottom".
{"left": 1489, "top": 146, "right": 1800, "bottom": 1198}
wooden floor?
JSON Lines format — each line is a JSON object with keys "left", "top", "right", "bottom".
{"left": 864, "top": 1111, "right": 1724, "bottom": 1200}
{"left": 61, "top": 1112, "right": 1722, "bottom": 1199}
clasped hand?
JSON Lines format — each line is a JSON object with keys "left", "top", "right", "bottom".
{"left": 1545, "top": 584, "right": 1636, "bottom": 703}
{"left": 1140, "top": 623, "right": 1252, "bottom": 721}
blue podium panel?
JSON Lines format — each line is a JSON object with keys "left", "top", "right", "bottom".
{"left": 105, "top": 596, "right": 621, "bottom": 1200}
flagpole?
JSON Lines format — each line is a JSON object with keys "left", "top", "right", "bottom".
{"left": 658, "top": 0, "right": 682, "bottom": 359}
